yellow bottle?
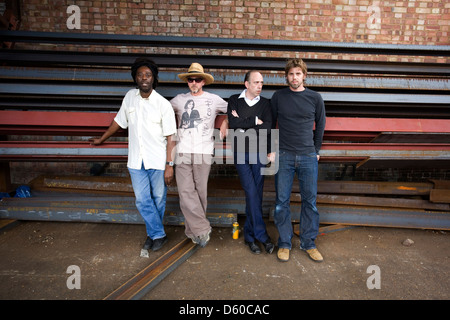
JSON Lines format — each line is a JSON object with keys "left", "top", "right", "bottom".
{"left": 232, "top": 222, "right": 239, "bottom": 239}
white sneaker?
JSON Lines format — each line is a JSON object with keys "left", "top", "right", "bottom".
{"left": 198, "top": 230, "right": 211, "bottom": 247}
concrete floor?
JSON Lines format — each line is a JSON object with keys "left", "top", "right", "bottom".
{"left": 0, "top": 218, "right": 448, "bottom": 303}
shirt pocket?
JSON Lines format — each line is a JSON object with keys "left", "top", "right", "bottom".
{"left": 127, "top": 107, "right": 137, "bottom": 124}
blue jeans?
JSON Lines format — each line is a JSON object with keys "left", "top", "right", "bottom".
{"left": 128, "top": 163, "right": 167, "bottom": 240}
{"left": 274, "top": 150, "right": 319, "bottom": 250}
{"left": 235, "top": 152, "right": 270, "bottom": 243}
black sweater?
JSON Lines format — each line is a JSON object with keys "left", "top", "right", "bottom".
{"left": 271, "top": 87, "right": 326, "bottom": 155}
{"left": 227, "top": 94, "right": 272, "bottom": 154}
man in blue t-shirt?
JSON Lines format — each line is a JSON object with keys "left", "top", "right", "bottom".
{"left": 271, "top": 58, "right": 326, "bottom": 263}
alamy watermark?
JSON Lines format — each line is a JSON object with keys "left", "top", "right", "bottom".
{"left": 366, "top": 265, "right": 381, "bottom": 289}
{"left": 66, "top": 5, "right": 81, "bottom": 30}
{"left": 66, "top": 265, "right": 81, "bottom": 289}
{"left": 367, "top": 2, "right": 382, "bottom": 30}
{"left": 172, "top": 128, "right": 280, "bottom": 176}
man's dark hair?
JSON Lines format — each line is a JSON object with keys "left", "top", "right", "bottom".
{"left": 131, "top": 57, "right": 159, "bottom": 89}
{"left": 244, "top": 70, "right": 259, "bottom": 83}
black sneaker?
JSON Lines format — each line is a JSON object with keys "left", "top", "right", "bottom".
{"left": 152, "top": 236, "right": 168, "bottom": 251}
{"left": 143, "top": 236, "right": 153, "bottom": 250}
{"left": 245, "top": 241, "right": 261, "bottom": 255}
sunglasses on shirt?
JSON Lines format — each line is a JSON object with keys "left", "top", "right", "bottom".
{"left": 187, "top": 78, "right": 204, "bottom": 83}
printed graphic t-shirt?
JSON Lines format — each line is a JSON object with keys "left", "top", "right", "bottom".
{"left": 170, "top": 91, "right": 227, "bottom": 155}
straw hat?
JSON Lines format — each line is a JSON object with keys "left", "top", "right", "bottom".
{"left": 178, "top": 62, "right": 214, "bottom": 85}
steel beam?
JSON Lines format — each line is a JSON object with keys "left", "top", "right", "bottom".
{"left": 1, "top": 82, "right": 449, "bottom": 105}
{"left": 2, "top": 31, "right": 450, "bottom": 56}
{"left": 4, "top": 50, "right": 449, "bottom": 75}
{"left": 29, "top": 176, "right": 436, "bottom": 196}
{"left": 2, "top": 65, "right": 450, "bottom": 89}
{"left": 2, "top": 111, "right": 450, "bottom": 135}
{"left": 0, "top": 197, "right": 237, "bottom": 227}
{"left": 104, "top": 238, "right": 199, "bottom": 300}
{"left": 269, "top": 204, "right": 450, "bottom": 230}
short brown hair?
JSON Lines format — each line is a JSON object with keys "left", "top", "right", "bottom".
{"left": 284, "top": 58, "right": 307, "bottom": 77}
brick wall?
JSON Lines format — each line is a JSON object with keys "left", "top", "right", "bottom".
{"left": 17, "top": 0, "right": 449, "bottom": 62}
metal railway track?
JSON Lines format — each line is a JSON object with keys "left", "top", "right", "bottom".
{"left": 104, "top": 237, "right": 199, "bottom": 300}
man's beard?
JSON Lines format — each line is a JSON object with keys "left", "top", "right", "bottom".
{"left": 288, "top": 80, "right": 303, "bottom": 90}
{"left": 138, "top": 82, "right": 152, "bottom": 94}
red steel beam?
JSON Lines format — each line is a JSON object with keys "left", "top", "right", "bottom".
{"left": 323, "top": 117, "right": 450, "bottom": 133}
{"left": 0, "top": 110, "right": 123, "bottom": 136}
{"left": 2, "top": 111, "right": 450, "bottom": 134}
{"left": 2, "top": 141, "right": 448, "bottom": 151}
{"left": 0, "top": 141, "right": 127, "bottom": 148}
{"left": 321, "top": 143, "right": 450, "bottom": 151}
{"left": 0, "top": 110, "right": 115, "bottom": 127}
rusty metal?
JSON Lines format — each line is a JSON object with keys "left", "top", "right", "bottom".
{"left": 288, "top": 193, "right": 450, "bottom": 211}
{"left": 104, "top": 237, "right": 199, "bottom": 300}
{"left": 31, "top": 176, "right": 436, "bottom": 197}
{"left": 314, "top": 180, "right": 434, "bottom": 196}
{"left": 2, "top": 66, "right": 449, "bottom": 91}
{"left": 2, "top": 176, "right": 450, "bottom": 229}
{"left": 0, "top": 196, "right": 237, "bottom": 226}
{"left": 2, "top": 112, "right": 450, "bottom": 135}
{"left": 43, "top": 177, "right": 133, "bottom": 193}
{"left": 294, "top": 224, "right": 356, "bottom": 237}
{"left": 275, "top": 204, "right": 450, "bottom": 230}
{"left": 429, "top": 189, "right": 450, "bottom": 204}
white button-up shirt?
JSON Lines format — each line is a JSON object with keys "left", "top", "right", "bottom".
{"left": 114, "top": 89, "right": 176, "bottom": 170}
{"left": 238, "top": 89, "right": 260, "bottom": 107}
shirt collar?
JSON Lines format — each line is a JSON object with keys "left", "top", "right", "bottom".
{"left": 239, "top": 89, "right": 260, "bottom": 106}
{"left": 135, "top": 89, "right": 153, "bottom": 99}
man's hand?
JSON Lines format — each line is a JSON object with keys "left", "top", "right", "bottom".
{"left": 164, "top": 166, "right": 174, "bottom": 186}
{"left": 89, "top": 120, "right": 120, "bottom": 146}
{"left": 89, "top": 138, "right": 103, "bottom": 146}
{"left": 219, "top": 117, "right": 229, "bottom": 140}
{"left": 268, "top": 152, "right": 276, "bottom": 163}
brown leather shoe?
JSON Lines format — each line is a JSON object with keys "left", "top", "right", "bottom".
{"left": 277, "top": 248, "right": 290, "bottom": 262}
{"left": 306, "top": 248, "right": 323, "bottom": 262}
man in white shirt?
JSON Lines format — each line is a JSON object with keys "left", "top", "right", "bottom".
{"left": 90, "top": 58, "right": 177, "bottom": 253}
{"left": 170, "top": 63, "right": 228, "bottom": 247}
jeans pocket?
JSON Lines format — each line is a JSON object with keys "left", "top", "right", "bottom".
{"left": 307, "top": 152, "right": 318, "bottom": 161}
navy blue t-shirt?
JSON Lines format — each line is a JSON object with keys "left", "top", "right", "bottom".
{"left": 271, "top": 87, "right": 326, "bottom": 155}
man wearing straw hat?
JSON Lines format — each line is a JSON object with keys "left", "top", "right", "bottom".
{"left": 170, "top": 62, "right": 228, "bottom": 247}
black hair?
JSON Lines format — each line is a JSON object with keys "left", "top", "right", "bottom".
{"left": 131, "top": 57, "right": 159, "bottom": 89}
{"left": 244, "top": 70, "right": 259, "bottom": 83}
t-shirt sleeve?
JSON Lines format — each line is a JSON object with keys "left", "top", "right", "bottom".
{"left": 162, "top": 101, "right": 177, "bottom": 137}
{"left": 216, "top": 96, "right": 228, "bottom": 114}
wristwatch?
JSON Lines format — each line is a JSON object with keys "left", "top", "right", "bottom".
{"left": 166, "top": 161, "right": 174, "bottom": 167}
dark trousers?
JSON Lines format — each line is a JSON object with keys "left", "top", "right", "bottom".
{"left": 235, "top": 152, "right": 270, "bottom": 244}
